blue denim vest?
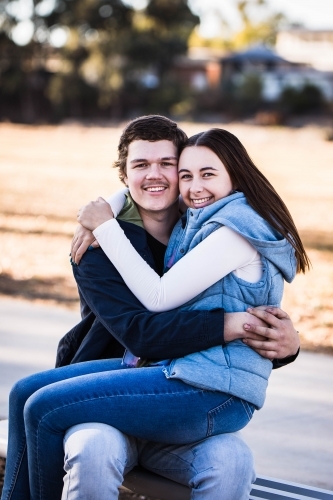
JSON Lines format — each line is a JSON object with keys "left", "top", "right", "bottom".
{"left": 163, "top": 192, "right": 297, "bottom": 408}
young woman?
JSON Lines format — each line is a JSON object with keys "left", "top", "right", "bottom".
{"left": 2, "top": 129, "right": 308, "bottom": 500}
{"left": 82, "top": 128, "right": 309, "bottom": 401}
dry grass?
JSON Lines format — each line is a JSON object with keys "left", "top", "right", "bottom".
{"left": 0, "top": 121, "right": 332, "bottom": 352}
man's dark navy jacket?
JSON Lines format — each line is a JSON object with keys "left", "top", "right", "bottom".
{"left": 56, "top": 220, "right": 225, "bottom": 367}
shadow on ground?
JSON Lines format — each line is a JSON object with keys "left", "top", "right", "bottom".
{"left": 300, "top": 230, "right": 333, "bottom": 252}
{"left": 0, "top": 273, "right": 78, "bottom": 305}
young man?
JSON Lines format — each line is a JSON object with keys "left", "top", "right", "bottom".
{"left": 60, "top": 115, "right": 300, "bottom": 500}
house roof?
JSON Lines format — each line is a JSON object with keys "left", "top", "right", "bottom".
{"left": 221, "top": 45, "right": 289, "bottom": 64}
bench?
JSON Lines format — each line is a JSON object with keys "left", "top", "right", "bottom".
{"left": 123, "top": 466, "right": 333, "bottom": 500}
{"left": 1, "top": 419, "right": 333, "bottom": 500}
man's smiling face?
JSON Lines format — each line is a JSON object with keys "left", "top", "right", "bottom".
{"left": 124, "top": 140, "right": 179, "bottom": 215}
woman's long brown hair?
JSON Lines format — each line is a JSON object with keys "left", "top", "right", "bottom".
{"left": 183, "top": 129, "right": 310, "bottom": 274}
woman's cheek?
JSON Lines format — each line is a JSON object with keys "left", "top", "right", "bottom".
{"left": 178, "top": 182, "right": 188, "bottom": 202}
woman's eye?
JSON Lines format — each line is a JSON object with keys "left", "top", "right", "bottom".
{"left": 179, "top": 174, "right": 191, "bottom": 179}
{"left": 203, "top": 172, "right": 214, "bottom": 177}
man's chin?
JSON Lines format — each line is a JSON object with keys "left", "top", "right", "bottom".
{"left": 137, "top": 198, "right": 179, "bottom": 214}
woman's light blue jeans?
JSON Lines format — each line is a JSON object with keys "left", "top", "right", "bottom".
{"left": 1, "top": 359, "right": 255, "bottom": 500}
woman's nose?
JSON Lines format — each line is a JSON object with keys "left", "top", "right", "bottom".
{"left": 190, "top": 180, "right": 203, "bottom": 193}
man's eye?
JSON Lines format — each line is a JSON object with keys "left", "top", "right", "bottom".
{"left": 135, "top": 163, "right": 147, "bottom": 168}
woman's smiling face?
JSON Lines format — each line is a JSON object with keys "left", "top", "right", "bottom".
{"left": 178, "top": 146, "right": 234, "bottom": 209}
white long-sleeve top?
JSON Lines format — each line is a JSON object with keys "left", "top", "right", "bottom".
{"left": 106, "top": 188, "right": 129, "bottom": 218}
{"left": 95, "top": 191, "right": 262, "bottom": 312}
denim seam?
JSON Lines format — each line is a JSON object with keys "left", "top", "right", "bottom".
{"left": 221, "top": 365, "right": 271, "bottom": 379}
{"left": 4, "top": 442, "right": 27, "bottom": 500}
{"left": 240, "top": 400, "right": 254, "bottom": 421}
{"left": 207, "top": 396, "right": 234, "bottom": 436}
{"left": 142, "top": 447, "right": 195, "bottom": 473}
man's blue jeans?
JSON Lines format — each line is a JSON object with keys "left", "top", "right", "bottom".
{"left": 62, "top": 423, "right": 255, "bottom": 500}
{"left": 2, "top": 359, "right": 255, "bottom": 500}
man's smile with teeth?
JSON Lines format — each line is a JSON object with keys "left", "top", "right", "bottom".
{"left": 145, "top": 187, "right": 166, "bottom": 192}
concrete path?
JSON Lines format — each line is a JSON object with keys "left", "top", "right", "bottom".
{"left": 0, "top": 297, "right": 332, "bottom": 489}
{"left": 242, "top": 351, "right": 333, "bottom": 490}
{"left": 0, "top": 298, "right": 80, "bottom": 418}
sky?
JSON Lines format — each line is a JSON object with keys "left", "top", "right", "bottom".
{"left": 188, "top": 0, "right": 333, "bottom": 37}
{"left": 7, "top": 0, "right": 333, "bottom": 46}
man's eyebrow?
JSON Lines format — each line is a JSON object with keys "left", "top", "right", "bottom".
{"left": 130, "top": 156, "right": 178, "bottom": 164}
{"left": 178, "top": 166, "right": 218, "bottom": 173}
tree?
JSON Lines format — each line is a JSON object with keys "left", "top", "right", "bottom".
{"left": 232, "top": 0, "right": 285, "bottom": 48}
{"left": 188, "top": 0, "right": 285, "bottom": 51}
{"left": 0, "top": 0, "right": 199, "bottom": 120}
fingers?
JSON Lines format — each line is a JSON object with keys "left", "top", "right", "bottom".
{"left": 71, "top": 231, "right": 81, "bottom": 260}
{"left": 74, "top": 233, "right": 96, "bottom": 264}
{"left": 243, "top": 337, "right": 277, "bottom": 351}
{"left": 70, "top": 225, "right": 95, "bottom": 264}
{"left": 74, "top": 241, "right": 88, "bottom": 265}
{"left": 264, "top": 306, "right": 290, "bottom": 320}
{"left": 71, "top": 237, "right": 77, "bottom": 257}
{"left": 76, "top": 199, "right": 114, "bottom": 230}
{"left": 71, "top": 236, "right": 82, "bottom": 261}
{"left": 243, "top": 332, "right": 271, "bottom": 341}
{"left": 246, "top": 308, "right": 282, "bottom": 329}
{"left": 249, "top": 306, "right": 290, "bottom": 320}
{"left": 244, "top": 322, "right": 278, "bottom": 340}
{"left": 249, "top": 347, "right": 276, "bottom": 361}
{"left": 243, "top": 307, "right": 299, "bottom": 360}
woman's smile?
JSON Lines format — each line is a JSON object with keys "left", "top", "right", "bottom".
{"left": 178, "top": 145, "right": 234, "bottom": 209}
{"left": 190, "top": 195, "right": 214, "bottom": 208}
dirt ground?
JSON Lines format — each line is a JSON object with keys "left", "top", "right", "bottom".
{"left": 0, "top": 121, "right": 332, "bottom": 353}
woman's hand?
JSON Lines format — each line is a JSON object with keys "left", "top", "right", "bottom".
{"left": 77, "top": 197, "right": 114, "bottom": 231}
{"left": 71, "top": 225, "right": 99, "bottom": 265}
{"left": 242, "top": 306, "right": 300, "bottom": 360}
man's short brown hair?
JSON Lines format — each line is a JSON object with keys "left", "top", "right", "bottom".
{"left": 114, "top": 115, "right": 188, "bottom": 183}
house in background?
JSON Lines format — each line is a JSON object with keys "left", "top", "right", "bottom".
{"left": 219, "top": 44, "right": 333, "bottom": 102}
{"left": 276, "top": 29, "right": 333, "bottom": 72}
{"left": 173, "top": 47, "right": 222, "bottom": 92}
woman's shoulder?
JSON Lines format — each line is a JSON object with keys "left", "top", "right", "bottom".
{"left": 205, "top": 193, "right": 297, "bottom": 283}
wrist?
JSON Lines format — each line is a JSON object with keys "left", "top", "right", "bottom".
{"left": 93, "top": 217, "right": 115, "bottom": 235}
{"left": 224, "top": 313, "right": 245, "bottom": 343}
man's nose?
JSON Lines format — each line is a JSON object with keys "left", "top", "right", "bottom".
{"left": 146, "top": 164, "right": 163, "bottom": 179}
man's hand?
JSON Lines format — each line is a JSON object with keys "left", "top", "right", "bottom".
{"left": 242, "top": 306, "right": 300, "bottom": 360}
{"left": 71, "top": 225, "right": 99, "bottom": 265}
{"left": 77, "top": 197, "right": 114, "bottom": 231}
{"left": 224, "top": 311, "right": 268, "bottom": 343}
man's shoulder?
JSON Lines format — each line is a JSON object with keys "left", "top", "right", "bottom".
{"left": 75, "top": 220, "right": 151, "bottom": 276}
{"left": 118, "top": 219, "right": 147, "bottom": 243}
